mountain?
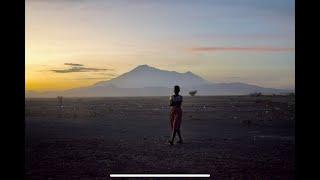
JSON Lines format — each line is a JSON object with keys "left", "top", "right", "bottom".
{"left": 94, "top": 64, "right": 209, "bottom": 88}
{"left": 26, "top": 65, "right": 293, "bottom": 97}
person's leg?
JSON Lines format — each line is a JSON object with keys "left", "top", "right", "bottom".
{"left": 168, "top": 108, "right": 175, "bottom": 145}
{"left": 169, "top": 130, "right": 176, "bottom": 145}
{"left": 169, "top": 108, "right": 175, "bottom": 131}
{"left": 177, "top": 129, "right": 183, "bottom": 143}
{"left": 176, "top": 108, "right": 183, "bottom": 143}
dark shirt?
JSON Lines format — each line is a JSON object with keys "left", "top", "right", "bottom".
{"left": 169, "top": 95, "right": 183, "bottom": 107}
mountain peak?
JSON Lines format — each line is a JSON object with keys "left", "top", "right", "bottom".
{"left": 94, "top": 64, "right": 209, "bottom": 88}
{"left": 133, "top": 64, "right": 155, "bottom": 71}
{"left": 185, "top": 71, "right": 194, "bottom": 75}
{"left": 137, "top": 64, "right": 150, "bottom": 68}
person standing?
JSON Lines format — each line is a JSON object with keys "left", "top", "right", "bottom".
{"left": 168, "top": 85, "right": 183, "bottom": 145}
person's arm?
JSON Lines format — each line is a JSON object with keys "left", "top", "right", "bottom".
{"left": 176, "top": 96, "right": 182, "bottom": 106}
{"left": 169, "top": 96, "right": 173, "bottom": 106}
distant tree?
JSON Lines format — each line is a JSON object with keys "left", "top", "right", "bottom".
{"left": 57, "top": 96, "right": 63, "bottom": 107}
{"left": 249, "top": 92, "right": 262, "bottom": 97}
{"left": 189, "top": 90, "right": 197, "bottom": 96}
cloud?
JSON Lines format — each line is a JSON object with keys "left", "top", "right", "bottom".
{"left": 187, "top": 46, "right": 295, "bottom": 53}
{"left": 226, "top": 76, "right": 242, "bottom": 79}
{"left": 50, "top": 63, "right": 113, "bottom": 73}
{"left": 73, "top": 76, "right": 115, "bottom": 80}
{"left": 64, "top": 63, "right": 84, "bottom": 66}
{"left": 71, "top": 72, "right": 117, "bottom": 81}
{"left": 195, "top": 34, "right": 291, "bottom": 40}
{"left": 99, "top": 73, "right": 117, "bottom": 77}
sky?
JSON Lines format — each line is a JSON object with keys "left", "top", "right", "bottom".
{"left": 26, "top": 0, "right": 295, "bottom": 91}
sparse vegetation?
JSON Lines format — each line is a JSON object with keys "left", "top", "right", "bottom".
{"left": 189, "top": 90, "right": 197, "bottom": 96}
{"left": 288, "top": 92, "right": 295, "bottom": 96}
{"left": 249, "top": 92, "right": 262, "bottom": 97}
{"left": 57, "top": 96, "right": 63, "bottom": 107}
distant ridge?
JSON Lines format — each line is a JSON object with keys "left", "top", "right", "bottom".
{"left": 26, "top": 65, "right": 293, "bottom": 97}
{"left": 94, "top": 64, "right": 209, "bottom": 88}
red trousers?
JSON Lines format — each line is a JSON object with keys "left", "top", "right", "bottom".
{"left": 170, "top": 106, "right": 182, "bottom": 130}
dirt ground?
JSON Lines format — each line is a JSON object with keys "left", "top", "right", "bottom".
{"left": 25, "top": 96, "right": 295, "bottom": 179}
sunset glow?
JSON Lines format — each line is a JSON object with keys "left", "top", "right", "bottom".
{"left": 26, "top": 0, "right": 295, "bottom": 91}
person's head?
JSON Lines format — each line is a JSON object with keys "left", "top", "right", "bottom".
{"left": 174, "top": 85, "right": 180, "bottom": 95}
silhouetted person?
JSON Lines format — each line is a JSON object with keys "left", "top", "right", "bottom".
{"left": 168, "top": 85, "right": 183, "bottom": 145}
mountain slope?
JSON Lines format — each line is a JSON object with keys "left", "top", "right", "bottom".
{"left": 94, "top": 64, "right": 209, "bottom": 88}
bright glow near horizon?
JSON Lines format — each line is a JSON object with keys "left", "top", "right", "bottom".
{"left": 26, "top": 0, "right": 295, "bottom": 91}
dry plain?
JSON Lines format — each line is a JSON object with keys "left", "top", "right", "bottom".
{"left": 25, "top": 96, "right": 295, "bottom": 179}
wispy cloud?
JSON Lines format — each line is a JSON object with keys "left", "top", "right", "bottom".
{"left": 187, "top": 46, "right": 295, "bottom": 53}
{"left": 73, "top": 76, "right": 116, "bottom": 80}
{"left": 50, "top": 63, "right": 113, "bottom": 73}
{"left": 64, "top": 63, "right": 84, "bottom": 66}
{"left": 194, "top": 34, "right": 291, "bottom": 40}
